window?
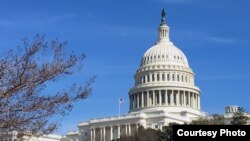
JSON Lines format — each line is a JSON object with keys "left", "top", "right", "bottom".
{"left": 172, "top": 74, "right": 175, "bottom": 81}
{"left": 147, "top": 75, "right": 150, "bottom": 82}
{"left": 167, "top": 74, "right": 170, "bottom": 81}
{"left": 157, "top": 74, "right": 160, "bottom": 81}
{"left": 181, "top": 75, "right": 184, "bottom": 82}
{"left": 162, "top": 74, "right": 165, "bottom": 81}
{"left": 152, "top": 74, "right": 155, "bottom": 81}
{"left": 177, "top": 74, "right": 180, "bottom": 81}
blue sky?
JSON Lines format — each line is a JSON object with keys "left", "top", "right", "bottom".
{"left": 0, "top": 0, "right": 250, "bottom": 134}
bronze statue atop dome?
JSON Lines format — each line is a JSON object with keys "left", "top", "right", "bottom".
{"left": 161, "top": 9, "right": 166, "bottom": 25}
{"left": 162, "top": 9, "right": 166, "bottom": 18}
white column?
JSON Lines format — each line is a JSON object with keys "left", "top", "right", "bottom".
{"left": 90, "top": 129, "right": 93, "bottom": 141}
{"left": 128, "top": 124, "right": 131, "bottom": 136}
{"left": 192, "top": 93, "right": 194, "bottom": 108}
{"left": 183, "top": 91, "right": 185, "bottom": 106}
{"left": 136, "top": 93, "right": 140, "bottom": 108}
{"left": 141, "top": 92, "right": 144, "bottom": 107}
{"left": 196, "top": 94, "right": 198, "bottom": 109}
{"left": 152, "top": 90, "right": 155, "bottom": 106}
{"left": 110, "top": 126, "right": 113, "bottom": 141}
{"left": 103, "top": 127, "right": 106, "bottom": 141}
{"left": 136, "top": 124, "right": 139, "bottom": 132}
{"left": 171, "top": 90, "right": 174, "bottom": 106}
{"left": 184, "top": 92, "right": 186, "bottom": 106}
{"left": 93, "top": 128, "right": 96, "bottom": 141}
{"left": 198, "top": 95, "right": 200, "bottom": 110}
{"left": 118, "top": 125, "right": 121, "bottom": 138}
{"left": 192, "top": 92, "right": 194, "bottom": 108}
{"left": 182, "top": 91, "right": 184, "bottom": 106}
{"left": 190, "top": 92, "right": 192, "bottom": 107}
{"left": 193, "top": 93, "right": 196, "bottom": 108}
{"left": 125, "top": 125, "right": 128, "bottom": 136}
{"left": 133, "top": 94, "right": 136, "bottom": 109}
{"left": 147, "top": 91, "right": 150, "bottom": 107}
{"left": 100, "top": 128, "right": 102, "bottom": 141}
{"left": 176, "top": 91, "right": 179, "bottom": 106}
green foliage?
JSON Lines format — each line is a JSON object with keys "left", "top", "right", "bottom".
{"left": 191, "top": 114, "right": 225, "bottom": 125}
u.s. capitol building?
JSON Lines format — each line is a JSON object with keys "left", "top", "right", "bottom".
{"left": 2, "top": 9, "right": 247, "bottom": 141}
{"left": 63, "top": 9, "right": 202, "bottom": 141}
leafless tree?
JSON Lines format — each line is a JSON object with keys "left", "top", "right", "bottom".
{"left": 0, "top": 35, "right": 95, "bottom": 136}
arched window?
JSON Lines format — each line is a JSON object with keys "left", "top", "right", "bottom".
{"left": 167, "top": 74, "right": 170, "bottom": 81}
{"left": 152, "top": 74, "right": 155, "bottom": 82}
{"left": 172, "top": 74, "right": 175, "bottom": 81}
{"left": 147, "top": 75, "right": 150, "bottom": 82}
{"left": 177, "top": 74, "right": 180, "bottom": 81}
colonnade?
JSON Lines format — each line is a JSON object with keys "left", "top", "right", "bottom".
{"left": 90, "top": 123, "right": 139, "bottom": 141}
{"left": 129, "top": 89, "right": 200, "bottom": 110}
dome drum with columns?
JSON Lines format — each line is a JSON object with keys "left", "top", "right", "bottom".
{"left": 129, "top": 9, "right": 201, "bottom": 117}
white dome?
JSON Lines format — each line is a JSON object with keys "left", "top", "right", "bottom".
{"left": 129, "top": 10, "right": 201, "bottom": 116}
{"left": 141, "top": 41, "right": 189, "bottom": 68}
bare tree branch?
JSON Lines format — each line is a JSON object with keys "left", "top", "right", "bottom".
{"left": 0, "top": 34, "right": 95, "bottom": 136}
